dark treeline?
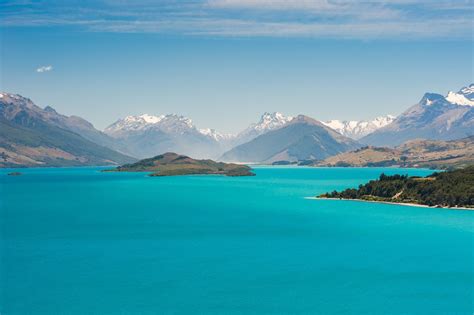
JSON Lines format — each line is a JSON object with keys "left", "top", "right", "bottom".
{"left": 320, "top": 166, "right": 474, "bottom": 208}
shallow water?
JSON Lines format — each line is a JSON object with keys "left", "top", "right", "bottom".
{"left": 1, "top": 167, "right": 473, "bottom": 314}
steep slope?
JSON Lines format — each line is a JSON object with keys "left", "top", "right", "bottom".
{"left": 0, "top": 93, "right": 135, "bottom": 167}
{"left": 0, "top": 93, "right": 128, "bottom": 153}
{"left": 318, "top": 136, "right": 474, "bottom": 169}
{"left": 220, "top": 115, "right": 360, "bottom": 163}
{"left": 360, "top": 84, "right": 474, "bottom": 146}
{"left": 323, "top": 115, "right": 395, "bottom": 140}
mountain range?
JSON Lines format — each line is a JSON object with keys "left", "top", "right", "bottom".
{"left": 103, "top": 111, "right": 295, "bottom": 159}
{"left": 220, "top": 115, "right": 361, "bottom": 163}
{"left": 1, "top": 83, "right": 473, "bottom": 167}
{"left": 322, "top": 115, "right": 395, "bottom": 140}
{"left": 361, "top": 84, "right": 474, "bottom": 146}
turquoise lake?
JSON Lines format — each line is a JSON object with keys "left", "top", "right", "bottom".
{"left": 1, "top": 166, "right": 473, "bottom": 314}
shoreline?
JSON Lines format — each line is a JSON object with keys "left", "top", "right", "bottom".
{"left": 307, "top": 197, "right": 474, "bottom": 211}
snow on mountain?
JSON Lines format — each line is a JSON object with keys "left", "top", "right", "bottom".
{"left": 361, "top": 84, "right": 474, "bottom": 147}
{"left": 323, "top": 115, "right": 396, "bottom": 140}
{"left": 104, "top": 111, "right": 294, "bottom": 149}
{"left": 235, "top": 112, "right": 293, "bottom": 145}
{"left": 445, "top": 92, "right": 474, "bottom": 106}
{"left": 105, "top": 114, "right": 197, "bottom": 137}
{"left": 104, "top": 113, "right": 232, "bottom": 159}
{"left": 199, "top": 128, "right": 235, "bottom": 141}
{"left": 220, "top": 115, "right": 360, "bottom": 163}
{"left": 105, "top": 113, "right": 237, "bottom": 142}
{"left": 459, "top": 84, "right": 474, "bottom": 99}
{"left": 104, "top": 114, "right": 165, "bottom": 134}
{"left": 253, "top": 112, "right": 293, "bottom": 132}
{"left": 423, "top": 84, "right": 474, "bottom": 107}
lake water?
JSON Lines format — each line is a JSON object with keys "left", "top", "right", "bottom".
{"left": 1, "top": 167, "right": 473, "bottom": 314}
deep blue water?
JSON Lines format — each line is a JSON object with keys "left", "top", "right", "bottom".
{"left": 1, "top": 166, "right": 473, "bottom": 315}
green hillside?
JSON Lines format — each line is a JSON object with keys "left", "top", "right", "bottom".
{"left": 320, "top": 166, "right": 474, "bottom": 208}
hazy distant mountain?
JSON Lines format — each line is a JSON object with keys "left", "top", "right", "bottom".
{"left": 323, "top": 115, "right": 395, "bottom": 140}
{"left": 0, "top": 92, "right": 135, "bottom": 167}
{"left": 104, "top": 112, "right": 294, "bottom": 159}
{"left": 360, "top": 84, "right": 474, "bottom": 146}
{"left": 220, "top": 115, "right": 361, "bottom": 163}
{"left": 104, "top": 114, "right": 225, "bottom": 159}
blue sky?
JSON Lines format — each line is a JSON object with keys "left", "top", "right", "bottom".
{"left": 1, "top": 0, "right": 473, "bottom": 133}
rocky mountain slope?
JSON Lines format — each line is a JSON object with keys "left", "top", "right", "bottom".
{"left": 220, "top": 115, "right": 361, "bottom": 163}
{"left": 104, "top": 112, "right": 294, "bottom": 159}
{"left": 104, "top": 114, "right": 227, "bottom": 159}
{"left": 360, "top": 84, "right": 474, "bottom": 146}
{"left": 0, "top": 93, "right": 135, "bottom": 167}
{"left": 233, "top": 112, "right": 293, "bottom": 146}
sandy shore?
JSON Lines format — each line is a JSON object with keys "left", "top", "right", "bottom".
{"left": 306, "top": 197, "right": 474, "bottom": 211}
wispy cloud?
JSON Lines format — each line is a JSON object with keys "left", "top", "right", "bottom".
{"left": 206, "top": 0, "right": 335, "bottom": 11}
{"left": 1, "top": 0, "right": 473, "bottom": 39}
{"left": 36, "top": 65, "right": 53, "bottom": 73}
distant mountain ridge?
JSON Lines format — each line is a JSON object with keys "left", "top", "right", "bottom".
{"left": 220, "top": 115, "right": 361, "bottom": 163}
{"left": 104, "top": 111, "right": 294, "bottom": 159}
{"left": 323, "top": 115, "right": 395, "bottom": 139}
{"left": 360, "top": 84, "right": 474, "bottom": 146}
{"left": 104, "top": 113, "right": 228, "bottom": 159}
{"left": 2, "top": 83, "right": 472, "bottom": 167}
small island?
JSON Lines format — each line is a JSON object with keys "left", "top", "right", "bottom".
{"left": 318, "top": 166, "right": 474, "bottom": 209}
{"left": 7, "top": 172, "right": 22, "bottom": 176}
{"left": 106, "top": 152, "right": 255, "bottom": 177}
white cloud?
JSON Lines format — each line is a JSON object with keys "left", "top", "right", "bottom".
{"left": 36, "top": 65, "right": 53, "bottom": 73}
{"left": 2, "top": 0, "right": 472, "bottom": 39}
{"left": 207, "top": 0, "right": 333, "bottom": 10}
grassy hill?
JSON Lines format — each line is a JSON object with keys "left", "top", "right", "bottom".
{"left": 317, "top": 136, "right": 474, "bottom": 169}
{"left": 319, "top": 166, "right": 474, "bottom": 208}
{"left": 109, "top": 152, "right": 255, "bottom": 177}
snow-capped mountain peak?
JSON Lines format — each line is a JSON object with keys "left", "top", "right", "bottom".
{"left": 254, "top": 112, "right": 294, "bottom": 131}
{"left": 323, "top": 115, "right": 396, "bottom": 140}
{"left": 422, "top": 84, "right": 474, "bottom": 107}
{"left": 445, "top": 91, "right": 474, "bottom": 106}
{"left": 460, "top": 84, "right": 474, "bottom": 98}
{"left": 138, "top": 114, "right": 164, "bottom": 124}
{"left": 199, "top": 128, "right": 235, "bottom": 141}
{"left": 371, "top": 115, "right": 396, "bottom": 128}
{"left": 105, "top": 114, "right": 162, "bottom": 134}
{"left": 232, "top": 112, "right": 293, "bottom": 145}
{"left": 104, "top": 113, "right": 196, "bottom": 136}
{"left": 445, "top": 84, "right": 474, "bottom": 106}
{"left": 0, "top": 92, "right": 36, "bottom": 108}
